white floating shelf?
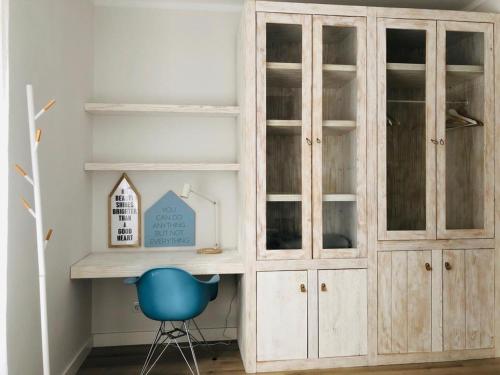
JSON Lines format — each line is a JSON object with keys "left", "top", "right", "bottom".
{"left": 323, "top": 194, "right": 357, "bottom": 202}
{"left": 84, "top": 103, "right": 240, "bottom": 117}
{"left": 85, "top": 163, "right": 240, "bottom": 171}
{"left": 267, "top": 194, "right": 301, "bottom": 202}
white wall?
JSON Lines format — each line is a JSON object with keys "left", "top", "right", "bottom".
{"left": 472, "top": 0, "right": 500, "bottom": 12}
{"left": 90, "top": 3, "right": 242, "bottom": 345}
{"left": 7, "top": 1, "right": 93, "bottom": 374}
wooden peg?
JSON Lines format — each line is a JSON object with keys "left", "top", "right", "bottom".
{"left": 35, "top": 128, "right": 42, "bottom": 143}
{"left": 21, "top": 197, "right": 32, "bottom": 210}
{"left": 45, "top": 229, "right": 53, "bottom": 241}
{"left": 15, "top": 164, "right": 27, "bottom": 177}
{"left": 43, "top": 100, "right": 56, "bottom": 112}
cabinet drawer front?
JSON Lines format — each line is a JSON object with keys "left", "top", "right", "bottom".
{"left": 257, "top": 271, "right": 308, "bottom": 361}
{"left": 318, "top": 269, "right": 367, "bottom": 357}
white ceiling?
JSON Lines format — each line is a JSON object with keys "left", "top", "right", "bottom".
{"left": 266, "top": 0, "right": 486, "bottom": 11}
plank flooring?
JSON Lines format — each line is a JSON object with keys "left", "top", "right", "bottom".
{"left": 78, "top": 342, "right": 500, "bottom": 374}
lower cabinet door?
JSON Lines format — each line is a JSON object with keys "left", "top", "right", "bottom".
{"left": 443, "top": 249, "right": 494, "bottom": 350}
{"left": 378, "top": 251, "right": 433, "bottom": 354}
{"left": 318, "top": 269, "right": 367, "bottom": 357}
{"left": 257, "top": 271, "right": 308, "bottom": 361}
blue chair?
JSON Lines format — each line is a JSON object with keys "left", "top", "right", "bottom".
{"left": 125, "top": 267, "right": 220, "bottom": 375}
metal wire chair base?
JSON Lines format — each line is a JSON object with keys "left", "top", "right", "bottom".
{"left": 140, "top": 321, "right": 200, "bottom": 375}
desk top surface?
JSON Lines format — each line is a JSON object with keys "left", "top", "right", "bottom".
{"left": 70, "top": 248, "right": 245, "bottom": 279}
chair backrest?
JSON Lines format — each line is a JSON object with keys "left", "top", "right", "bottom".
{"left": 135, "top": 267, "right": 217, "bottom": 322}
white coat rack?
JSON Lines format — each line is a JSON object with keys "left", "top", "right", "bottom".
{"left": 15, "top": 85, "right": 56, "bottom": 375}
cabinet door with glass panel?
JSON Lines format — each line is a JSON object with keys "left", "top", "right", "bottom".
{"left": 312, "top": 16, "right": 367, "bottom": 259}
{"left": 377, "top": 19, "right": 437, "bottom": 240}
{"left": 256, "top": 12, "right": 312, "bottom": 260}
{"left": 436, "top": 22, "right": 494, "bottom": 239}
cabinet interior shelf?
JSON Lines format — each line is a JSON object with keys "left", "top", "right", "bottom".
{"left": 266, "top": 62, "right": 356, "bottom": 87}
{"left": 266, "top": 120, "right": 356, "bottom": 135}
{"left": 84, "top": 103, "right": 240, "bottom": 117}
{"left": 266, "top": 194, "right": 356, "bottom": 202}
{"left": 85, "top": 163, "right": 240, "bottom": 171}
{"left": 387, "top": 63, "right": 484, "bottom": 88}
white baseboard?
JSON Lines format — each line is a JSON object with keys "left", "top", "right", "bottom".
{"left": 63, "top": 338, "right": 92, "bottom": 375}
{"left": 93, "top": 327, "right": 237, "bottom": 347}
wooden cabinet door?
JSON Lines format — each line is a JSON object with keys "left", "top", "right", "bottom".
{"left": 436, "top": 22, "right": 494, "bottom": 239}
{"left": 318, "top": 269, "right": 367, "bottom": 357}
{"left": 257, "top": 271, "right": 308, "bottom": 361}
{"left": 311, "top": 15, "right": 367, "bottom": 259}
{"left": 443, "top": 249, "right": 494, "bottom": 350}
{"left": 377, "top": 19, "right": 437, "bottom": 240}
{"left": 256, "top": 12, "right": 313, "bottom": 260}
{"left": 378, "top": 251, "right": 433, "bottom": 354}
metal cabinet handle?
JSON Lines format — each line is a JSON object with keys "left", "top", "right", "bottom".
{"left": 321, "top": 283, "right": 327, "bottom": 292}
{"left": 316, "top": 138, "right": 321, "bottom": 144}
{"left": 431, "top": 139, "right": 438, "bottom": 144}
{"left": 306, "top": 138, "right": 312, "bottom": 145}
{"left": 439, "top": 138, "right": 445, "bottom": 145}
{"left": 425, "top": 262, "right": 432, "bottom": 271}
{"left": 445, "top": 262, "right": 452, "bottom": 271}
{"left": 300, "top": 283, "right": 307, "bottom": 293}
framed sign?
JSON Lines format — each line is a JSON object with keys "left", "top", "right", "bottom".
{"left": 145, "top": 191, "right": 195, "bottom": 248}
{"left": 108, "top": 173, "right": 141, "bottom": 248}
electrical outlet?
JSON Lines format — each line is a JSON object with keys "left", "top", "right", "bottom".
{"left": 133, "top": 301, "right": 141, "bottom": 313}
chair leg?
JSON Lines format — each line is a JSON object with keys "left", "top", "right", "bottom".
{"left": 184, "top": 321, "right": 201, "bottom": 375}
{"left": 141, "top": 322, "right": 172, "bottom": 375}
{"left": 190, "top": 319, "right": 218, "bottom": 361}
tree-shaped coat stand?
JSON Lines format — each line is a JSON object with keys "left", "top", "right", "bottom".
{"left": 15, "top": 84, "right": 56, "bottom": 375}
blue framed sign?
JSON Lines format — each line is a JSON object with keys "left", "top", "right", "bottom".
{"left": 144, "top": 191, "right": 195, "bottom": 248}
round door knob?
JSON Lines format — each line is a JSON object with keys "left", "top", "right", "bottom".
{"left": 300, "top": 283, "right": 307, "bottom": 293}
{"left": 445, "top": 262, "right": 452, "bottom": 271}
{"left": 321, "top": 283, "right": 327, "bottom": 292}
{"left": 425, "top": 263, "right": 432, "bottom": 271}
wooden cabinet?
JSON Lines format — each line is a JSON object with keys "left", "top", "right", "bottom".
{"left": 257, "top": 12, "right": 366, "bottom": 260}
{"left": 256, "top": 271, "right": 308, "bottom": 361}
{"left": 318, "top": 269, "right": 367, "bottom": 357}
{"left": 378, "top": 249, "right": 494, "bottom": 355}
{"left": 378, "top": 19, "right": 494, "bottom": 241}
{"left": 257, "top": 269, "right": 367, "bottom": 362}
{"left": 443, "top": 249, "right": 494, "bottom": 350}
{"left": 377, "top": 251, "right": 434, "bottom": 354}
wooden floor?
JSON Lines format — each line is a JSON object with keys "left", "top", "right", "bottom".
{"left": 78, "top": 342, "right": 500, "bottom": 374}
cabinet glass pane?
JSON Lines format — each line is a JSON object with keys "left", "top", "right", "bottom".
{"left": 266, "top": 23, "right": 303, "bottom": 250}
{"left": 321, "top": 26, "right": 357, "bottom": 249}
{"left": 445, "top": 31, "right": 485, "bottom": 230}
{"left": 386, "top": 29, "right": 427, "bottom": 231}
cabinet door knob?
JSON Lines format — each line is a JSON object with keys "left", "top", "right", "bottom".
{"left": 321, "top": 283, "right": 327, "bottom": 292}
{"left": 306, "top": 138, "right": 312, "bottom": 145}
{"left": 425, "top": 262, "right": 432, "bottom": 271}
{"left": 439, "top": 138, "right": 445, "bottom": 145}
{"left": 431, "top": 139, "right": 438, "bottom": 144}
{"left": 300, "top": 283, "right": 307, "bottom": 293}
{"left": 445, "top": 262, "right": 452, "bottom": 271}
{"left": 316, "top": 138, "right": 321, "bottom": 144}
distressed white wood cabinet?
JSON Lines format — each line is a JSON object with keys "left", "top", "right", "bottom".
{"left": 236, "top": 1, "right": 500, "bottom": 373}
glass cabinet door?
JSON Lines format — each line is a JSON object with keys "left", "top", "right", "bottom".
{"left": 256, "top": 12, "right": 312, "bottom": 260}
{"left": 436, "top": 22, "right": 494, "bottom": 239}
{"left": 377, "top": 19, "right": 437, "bottom": 240}
{"left": 312, "top": 16, "right": 366, "bottom": 258}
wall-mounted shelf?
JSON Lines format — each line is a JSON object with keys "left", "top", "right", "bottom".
{"left": 84, "top": 103, "right": 240, "bottom": 117}
{"left": 85, "top": 163, "right": 240, "bottom": 171}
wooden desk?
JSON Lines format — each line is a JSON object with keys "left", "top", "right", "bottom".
{"left": 70, "top": 248, "right": 244, "bottom": 279}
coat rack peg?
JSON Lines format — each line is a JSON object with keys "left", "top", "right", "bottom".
{"left": 44, "top": 229, "right": 53, "bottom": 249}
{"left": 21, "top": 197, "right": 36, "bottom": 218}
{"left": 35, "top": 128, "right": 42, "bottom": 143}
{"left": 14, "top": 164, "right": 34, "bottom": 185}
{"left": 35, "top": 99, "right": 56, "bottom": 120}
